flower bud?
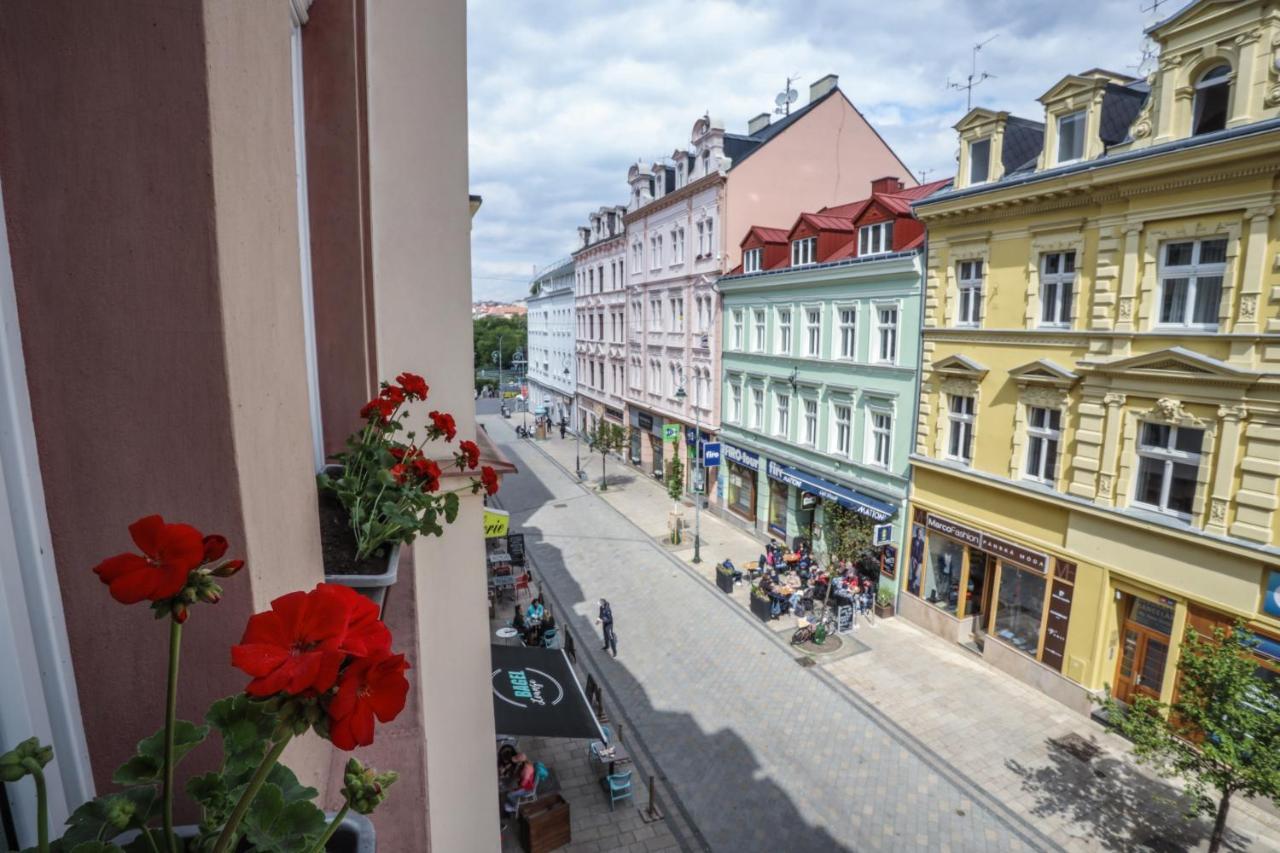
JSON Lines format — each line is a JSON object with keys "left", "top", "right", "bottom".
{"left": 0, "top": 738, "right": 53, "bottom": 781}
{"left": 211, "top": 559, "right": 245, "bottom": 579}
{"left": 198, "top": 584, "right": 222, "bottom": 605}
{"left": 104, "top": 796, "right": 136, "bottom": 830}
{"left": 202, "top": 535, "right": 229, "bottom": 563}
{"left": 173, "top": 603, "right": 189, "bottom": 624}
{"left": 341, "top": 758, "right": 398, "bottom": 815}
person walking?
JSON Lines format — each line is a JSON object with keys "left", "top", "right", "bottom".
{"left": 558, "top": 418, "right": 567, "bottom": 440}
{"left": 596, "top": 598, "right": 617, "bottom": 657}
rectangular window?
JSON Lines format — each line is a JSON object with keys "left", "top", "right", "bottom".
{"left": 1134, "top": 422, "right": 1203, "bottom": 518}
{"left": 838, "top": 307, "right": 857, "bottom": 359}
{"left": 1056, "top": 110, "right": 1085, "bottom": 163}
{"left": 874, "top": 304, "right": 898, "bottom": 364}
{"left": 730, "top": 383, "right": 742, "bottom": 423}
{"left": 833, "top": 404, "right": 851, "bottom": 456}
{"left": 731, "top": 309, "right": 744, "bottom": 350}
{"left": 957, "top": 260, "right": 983, "bottom": 326}
{"left": 1158, "top": 238, "right": 1226, "bottom": 328}
{"left": 869, "top": 410, "right": 892, "bottom": 468}
{"left": 969, "top": 138, "right": 990, "bottom": 184}
{"left": 777, "top": 308, "right": 792, "bottom": 354}
{"left": 696, "top": 222, "right": 706, "bottom": 256}
{"left": 791, "top": 237, "right": 816, "bottom": 266}
{"left": 650, "top": 299, "right": 662, "bottom": 330}
{"left": 743, "top": 248, "right": 762, "bottom": 273}
{"left": 805, "top": 307, "right": 821, "bottom": 357}
{"left": 803, "top": 398, "right": 818, "bottom": 446}
{"left": 858, "top": 221, "right": 894, "bottom": 256}
{"left": 753, "top": 309, "right": 766, "bottom": 351}
{"left": 993, "top": 564, "right": 1047, "bottom": 657}
{"left": 947, "top": 395, "right": 975, "bottom": 463}
{"left": 775, "top": 393, "right": 790, "bottom": 438}
{"left": 751, "top": 387, "right": 764, "bottom": 429}
{"left": 1024, "top": 407, "right": 1061, "bottom": 485}
{"left": 1040, "top": 251, "right": 1075, "bottom": 327}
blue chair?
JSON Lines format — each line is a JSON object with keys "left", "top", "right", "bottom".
{"left": 605, "top": 770, "right": 633, "bottom": 811}
{"left": 587, "top": 725, "right": 613, "bottom": 762}
{"left": 541, "top": 627, "right": 558, "bottom": 649}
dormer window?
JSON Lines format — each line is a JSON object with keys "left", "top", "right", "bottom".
{"left": 1056, "top": 110, "right": 1085, "bottom": 164}
{"left": 1192, "top": 65, "right": 1230, "bottom": 136}
{"left": 858, "top": 222, "right": 894, "bottom": 257}
{"left": 743, "top": 248, "right": 762, "bottom": 273}
{"left": 968, "top": 138, "right": 991, "bottom": 184}
{"left": 791, "top": 237, "right": 816, "bottom": 267}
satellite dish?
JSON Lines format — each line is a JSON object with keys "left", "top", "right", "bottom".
{"left": 784, "top": 88, "right": 798, "bottom": 104}
{"left": 774, "top": 92, "right": 788, "bottom": 107}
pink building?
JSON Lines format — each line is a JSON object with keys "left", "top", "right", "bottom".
{"left": 573, "top": 206, "right": 630, "bottom": 433}
{"left": 622, "top": 74, "right": 916, "bottom": 500}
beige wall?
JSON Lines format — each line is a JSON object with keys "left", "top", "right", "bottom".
{"left": 365, "top": 0, "right": 500, "bottom": 849}
{"left": 723, "top": 93, "right": 917, "bottom": 270}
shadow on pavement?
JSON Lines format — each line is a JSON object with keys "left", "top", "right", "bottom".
{"left": 495, "top": 459, "right": 849, "bottom": 853}
{"left": 1004, "top": 734, "right": 1250, "bottom": 852}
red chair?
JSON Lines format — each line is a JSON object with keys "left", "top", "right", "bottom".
{"left": 514, "top": 573, "right": 532, "bottom": 601}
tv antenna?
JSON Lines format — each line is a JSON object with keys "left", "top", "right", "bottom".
{"left": 1131, "top": 0, "right": 1170, "bottom": 76}
{"left": 948, "top": 34, "right": 998, "bottom": 111}
{"left": 775, "top": 75, "right": 799, "bottom": 117}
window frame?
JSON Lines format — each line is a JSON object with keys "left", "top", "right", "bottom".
{"left": 1132, "top": 422, "right": 1204, "bottom": 520}
{"left": 946, "top": 394, "right": 976, "bottom": 465}
{"left": 775, "top": 391, "right": 790, "bottom": 438}
{"left": 1039, "top": 251, "right": 1076, "bottom": 328}
{"left": 857, "top": 221, "right": 894, "bottom": 257}
{"left": 1055, "top": 109, "right": 1086, "bottom": 164}
{"left": 956, "top": 259, "right": 983, "bottom": 327}
{"left": 750, "top": 386, "right": 764, "bottom": 429}
{"left": 729, "top": 381, "right": 742, "bottom": 423}
{"left": 752, "top": 309, "right": 766, "bottom": 352}
{"left": 802, "top": 397, "right": 818, "bottom": 446}
{"left": 791, "top": 236, "right": 816, "bottom": 267}
{"left": 832, "top": 402, "right": 852, "bottom": 457}
{"left": 1191, "top": 64, "right": 1231, "bottom": 136}
{"left": 1156, "top": 237, "right": 1226, "bottom": 330}
{"left": 1023, "top": 406, "right": 1062, "bottom": 486}
{"left": 968, "top": 138, "right": 991, "bottom": 185}
{"left": 776, "top": 307, "right": 793, "bottom": 354}
{"left": 804, "top": 305, "right": 822, "bottom": 358}
{"left": 730, "top": 308, "right": 744, "bottom": 350}
{"left": 873, "top": 302, "right": 898, "bottom": 365}
{"left": 837, "top": 305, "right": 857, "bottom": 360}
{"left": 743, "top": 247, "right": 762, "bottom": 274}
{"left": 866, "top": 406, "right": 893, "bottom": 469}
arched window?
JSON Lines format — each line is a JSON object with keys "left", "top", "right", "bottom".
{"left": 1192, "top": 64, "right": 1231, "bottom": 136}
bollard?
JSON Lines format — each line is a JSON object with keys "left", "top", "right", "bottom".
{"left": 640, "top": 773, "right": 664, "bottom": 822}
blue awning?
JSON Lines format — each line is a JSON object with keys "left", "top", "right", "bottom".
{"left": 765, "top": 460, "right": 896, "bottom": 522}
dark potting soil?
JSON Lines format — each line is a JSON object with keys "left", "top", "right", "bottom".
{"left": 318, "top": 490, "right": 391, "bottom": 577}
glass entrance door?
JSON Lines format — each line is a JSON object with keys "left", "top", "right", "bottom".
{"left": 1113, "top": 595, "right": 1175, "bottom": 704}
{"left": 967, "top": 550, "right": 991, "bottom": 646}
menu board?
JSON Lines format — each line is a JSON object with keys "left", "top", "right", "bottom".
{"left": 880, "top": 544, "right": 898, "bottom": 580}
{"left": 836, "top": 605, "right": 853, "bottom": 633}
{"left": 507, "top": 533, "right": 527, "bottom": 566}
{"left": 1042, "top": 578, "right": 1074, "bottom": 673}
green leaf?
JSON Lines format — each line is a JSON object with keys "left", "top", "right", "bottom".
{"left": 59, "top": 788, "right": 158, "bottom": 847}
{"left": 112, "top": 720, "right": 209, "bottom": 786}
{"left": 443, "top": 492, "right": 460, "bottom": 524}
{"left": 206, "top": 694, "right": 275, "bottom": 783}
{"left": 241, "top": 783, "right": 326, "bottom": 853}
{"left": 266, "top": 763, "right": 319, "bottom": 805}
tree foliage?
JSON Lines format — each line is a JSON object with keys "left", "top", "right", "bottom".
{"left": 1101, "top": 623, "right": 1280, "bottom": 853}
{"left": 821, "top": 501, "right": 875, "bottom": 565}
{"left": 587, "top": 421, "right": 628, "bottom": 491}
{"left": 472, "top": 315, "right": 527, "bottom": 371}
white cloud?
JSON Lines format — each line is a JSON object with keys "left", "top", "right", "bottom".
{"left": 467, "top": 0, "right": 1157, "bottom": 301}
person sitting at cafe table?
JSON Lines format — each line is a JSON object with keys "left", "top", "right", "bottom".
{"left": 502, "top": 757, "right": 536, "bottom": 813}
{"left": 512, "top": 606, "right": 526, "bottom": 633}
{"left": 526, "top": 596, "right": 545, "bottom": 624}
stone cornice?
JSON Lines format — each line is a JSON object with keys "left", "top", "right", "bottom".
{"left": 623, "top": 173, "right": 722, "bottom": 225}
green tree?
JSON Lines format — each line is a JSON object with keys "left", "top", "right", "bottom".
{"left": 472, "top": 315, "right": 527, "bottom": 372}
{"left": 821, "top": 501, "right": 875, "bottom": 566}
{"left": 1101, "top": 623, "right": 1280, "bottom": 853}
{"left": 665, "top": 450, "right": 684, "bottom": 544}
{"left": 587, "top": 421, "right": 627, "bottom": 491}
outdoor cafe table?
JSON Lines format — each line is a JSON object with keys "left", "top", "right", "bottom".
{"left": 495, "top": 626, "right": 520, "bottom": 644}
{"left": 590, "top": 742, "right": 631, "bottom": 776}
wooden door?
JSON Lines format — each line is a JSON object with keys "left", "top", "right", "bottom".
{"left": 1113, "top": 596, "right": 1175, "bottom": 704}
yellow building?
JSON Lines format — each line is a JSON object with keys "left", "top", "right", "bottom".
{"left": 904, "top": 0, "right": 1280, "bottom": 715}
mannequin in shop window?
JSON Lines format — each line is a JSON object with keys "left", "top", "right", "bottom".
{"left": 929, "top": 551, "right": 955, "bottom": 606}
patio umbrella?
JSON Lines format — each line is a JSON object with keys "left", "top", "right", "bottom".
{"left": 490, "top": 645, "right": 605, "bottom": 741}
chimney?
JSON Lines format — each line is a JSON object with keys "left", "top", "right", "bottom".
{"left": 747, "top": 113, "right": 771, "bottom": 135}
{"left": 871, "top": 176, "right": 905, "bottom": 195}
{"left": 808, "top": 73, "right": 838, "bottom": 103}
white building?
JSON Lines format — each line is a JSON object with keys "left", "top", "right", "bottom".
{"left": 525, "top": 258, "right": 577, "bottom": 424}
{"left": 573, "top": 205, "right": 628, "bottom": 434}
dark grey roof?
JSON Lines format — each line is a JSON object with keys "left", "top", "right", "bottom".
{"left": 1001, "top": 117, "right": 1045, "bottom": 175}
{"left": 1099, "top": 84, "right": 1148, "bottom": 145}
{"left": 723, "top": 88, "right": 840, "bottom": 169}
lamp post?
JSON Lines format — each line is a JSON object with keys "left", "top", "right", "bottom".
{"left": 674, "top": 376, "right": 702, "bottom": 564}
{"left": 491, "top": 334, "right": 504, "bottom": 408}
{"left": 512, "top": 349, "right": 527, "bottom": 430}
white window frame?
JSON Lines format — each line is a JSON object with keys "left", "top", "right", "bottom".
{"left": 731, "top": 308, "right": 744, "bottom": 350}
{"left": 775, "top": 392, "right": 791, "bottom": 438}
{"left": 802, "top": 397, "right": 818, "bottom": 446}
{"left": 804, "top": 306, "right": 822, "bottom": 357}
{"left": 1056, "top": 110, "right": 1086, "bottom": 164}
{"left": 1156, "top": 237, "right": 1226, "bottom": 330}
{"left": 866, "top": 407, "right": 893, "bottom": 469}
{"left": 858, "top": 221, "right": 894, "bottom": 256}
{"left": 751, "top": 386, "right": 764, "bottom": 429}
{"left": 729, "top": 382, "right": 742, "bottom": 423}
{"left": 837, "top": 305, "right": 857, "bottom": 360}
{"left": 1132, "top": 422, "right": 1204, "bottom": 520}
{"left": 777, "top": 307, "right": 792, "bottom": 354}
{"left": 957, "top": 260, "right": 983, "bottom": 327}
{"left": 1039, "top": 251, "right": 1075, "bottom": 328}
{"left": 743, "top": 247, "right": 762, "bottom": 274}
{"left": 832, "top": 402, "right": 852, "bottom": 456}
{"left": 752, "top": 309, "right": 766, "bottom": 351}
{"left": 873, "top": 303, "right": 898, "bottom": 365}
{"left": 968, "top": 137, "right": 991, "bottom": 184}
{"left": 947, "top": 394, "right": 976, "bottom": 464}
{"left": 791, "top": 236, "right": 816, "bottom": 266}
{"left": 1023, "top": 406, "right": 1062, "bottom": 486}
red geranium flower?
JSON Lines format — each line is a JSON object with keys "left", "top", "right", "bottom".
{"left": 326, "top": 584, "right": 392, "bottom": 658}
{"left": 390, "top": 463, "right": 409, "bottom": 484}
{"left": 360, "top": 397, "right": 397, "bottom": 424}
{"left": 379, "top": 385, "right": 406, "bottom": 406}
{"left": 396, "top": 372, "right": 429, "bottom": 400}
{"left": 327, "top": 652, "right": 411, "bottom": 751}
{"left": 230, "top": 586, "right": 353, "bottom": 697}
{"left": 458, "top": 440, "right": 480, "bottom": 470}
{"left": 202, "top": 534, "right": 229, "bottom": 563}
{"left": 428, "top": 411, "right": 457, "bottom": 442}
{"left": 93, "top": 515, "right": 205, "bottom": 604}
{"left": 413, "top": 457, "right": 442, "bottom": 492}
{"left": 481, "top": 466, "right": 500, "bottom": 496}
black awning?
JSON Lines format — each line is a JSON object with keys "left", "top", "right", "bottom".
{"left": 490, "top": 645, "right": 605, "bottom": 741}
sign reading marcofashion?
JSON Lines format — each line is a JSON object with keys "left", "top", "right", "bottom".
{"left": 924, "top": 512, "right": 1048, "bottom": 573}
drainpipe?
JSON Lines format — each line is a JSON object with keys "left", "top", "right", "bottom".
{"left": 900, "top": 243, "right": 929, "bottom": 610}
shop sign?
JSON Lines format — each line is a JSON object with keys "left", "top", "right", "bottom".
{"left": 605, "top": 407, "right": 624, "bottom": 421}
{"left": 636, "top": 411, "right": 654, "bottom": 431}
{"left": 924, "top": 513, "right": 1048, "bottom": 573}
{"left": 1042, "top": 579, "right": 1075, "bottom": 674}
{"left": 507, "top": 533, "right": 526, "bottom": 566}
{"left": 881, "top": 544, "right": 898, "bottom": 580}
{"left": 836, "top": 605, "right": 853, "bottom": 633}
{"left": 873, "top": 523, "right": 893, "bottom": 546}
{"left": 492, "top": 665, "right": 564, "bottom": 710}
{"left": 800, "top": 492, "right": 818, "bottom": 509}
{"left": 765, "top": 460, "right": 894, "bottom": 522}
{"left": 662, "top": 423, "right": 681, "bottom": 442}
{"left": 722, "top": 444, "right": 761, "bottom": 471}
{"left": 483, "top": 509, "right": 510, "bottom": 538}
{"left": 703, "top": 442, "right": 722, "bottom": 467}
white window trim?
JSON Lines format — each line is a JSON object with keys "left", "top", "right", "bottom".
{"left": 1131, "top": 422, "right": 1203, "bottom": 520}
{"left": 968, "top": 137, "right": 991, "bottom": 185}
{"left": 946, "top": 394, "right": 976, "bottom": 465}
{"left": 1155, "top": 237, "right": 1226, "bottom": 331}
{"left": 791, "top": 236, "right": 816, "bottom": 267}
{"left": 865, "top": 406, "right": 894, "bottom": 469}
{"left": 804, "top": 305, "right": 822, "bottom": 358}
{"left": 752, "top": 309, "right": 766, "bottom": 352}
{"left": 775, "top": 391, "right": 791, "bottom": 438}
{"left": 956, "top": 260, "right": 983, "bottom": 328}
{"left": 858, "top": 221, "right": 894, "bottom": 257}
{"left": 730, "top": 308, "right": 744, "bottom": 350}
{"left": 729, "top": 380, "right": 742, "bottom": 424}
{"left": 751, "top": 386, "right": 765, "bottom": 429}
{"left": 872, "top": 301, "right": 899, "bottom": 365}
{"left": 831, "top": 401, "right": 853, "bottom": 457}
{"left": 1022, "top": 405, "right": 1062, "bottom": 486}
{"left": 801, "top": 396, "right": 819, "bottom": 447}
{"left": 776, "top": 306, "right": 793, "bottom": 355}
{"left": 836, "top": 304, "right": 858, "bottom": 360}
{"left": 1055, "top": 109, "right": 1086, "bottom": 165}
{"left": 1038, "top": 251, "right": 1076, "bottom": 328}
{"left": 743, "top": 247, "right": 762, "bottom": 274}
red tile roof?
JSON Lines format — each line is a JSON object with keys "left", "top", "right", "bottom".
{"left": 798, "top": 212, "right": 855, "bottom": 232}
{"left": 750, "top": 226, "right": 790, "bottom": 243}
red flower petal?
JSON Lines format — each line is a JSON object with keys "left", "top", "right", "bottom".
{"left": 128, "top": 515, "right": 166, "bottom": 558}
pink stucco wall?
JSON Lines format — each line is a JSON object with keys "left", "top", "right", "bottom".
{"left": 723, "top": 92, "right": 918, "bottom": 270}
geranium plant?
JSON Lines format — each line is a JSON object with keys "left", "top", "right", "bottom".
{"left": 319, "top": 371, "right": 499, "bottom": 562}
{"left": 1, "top": 516, "right": 415, "bottom": 853}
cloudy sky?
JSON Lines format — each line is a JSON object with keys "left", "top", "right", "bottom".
{"left": 467, "top": 0, "right": 1163, "bottom": 302}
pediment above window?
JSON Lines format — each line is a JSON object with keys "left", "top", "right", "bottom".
{"left": 933, "top": 353, "right": 989, "bottom": 381}
{"left": 1009, "top": 358, "right": 1078, "bottom": 390}
{"left": 1079, "top": 347, "right": 1258, "bottom": 386}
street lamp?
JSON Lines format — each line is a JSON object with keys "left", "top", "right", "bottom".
{"left": 511, "top": 350, "right": 527, "bottom": 431}
{"left": 673, "top": 376, "right": 702, "bottom": 564}
{"left": 491, "top": 334, "right": 505, "bottom": 409}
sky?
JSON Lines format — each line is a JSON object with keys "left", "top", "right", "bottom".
{"left": 467, "top": 0, "right": 1165, "bottom": 303}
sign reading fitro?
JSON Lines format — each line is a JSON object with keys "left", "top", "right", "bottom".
{"left": 924, "top": 512, "right": 1048, "bottom": 573}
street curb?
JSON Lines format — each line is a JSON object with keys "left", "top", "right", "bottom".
{"left": 500, "top": 418, "right": 1064, "bottom": 853}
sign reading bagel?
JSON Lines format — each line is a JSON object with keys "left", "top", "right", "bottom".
{"left": 489, "top": 644, "right": 605, "bottom": 740}
{"left": 493, "top": 666, "right": 564, "bottom": 709}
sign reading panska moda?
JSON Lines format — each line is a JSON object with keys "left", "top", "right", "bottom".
{"left": 924, "top": 512, "right": 1048, "bottom": 573}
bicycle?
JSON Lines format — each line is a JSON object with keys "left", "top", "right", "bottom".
{"left": 790, "top": 605, "right": 838, "bottom": 646}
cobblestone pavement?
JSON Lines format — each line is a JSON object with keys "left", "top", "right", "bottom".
{"left": 485, "top": 414, "right": 1280, "bottom": 853}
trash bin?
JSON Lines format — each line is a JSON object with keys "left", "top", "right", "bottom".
{"left": 518, "top": 794, "right": 571, "bottom": 853}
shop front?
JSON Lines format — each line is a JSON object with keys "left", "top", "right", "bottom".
{"left": 627, "top": 408, "right": 665, "bottom": 476}
{"left": 765, "top": 459, "right": 895, "bottom": 548}
{"left": 721, "top": 443, "right": 761, "bottom": 527}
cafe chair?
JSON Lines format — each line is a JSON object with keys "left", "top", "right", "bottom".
{"left": 541, "top": 627, "right": 558, "bottom": 649}
{"left": 511, "top": 762, "right": 547, "bottom": 813}
{"left": 514, "top": 573, "right": 532, "bottom": 602}
{"left": 604, "top": 770, "right": 633, "bottom": 811}
{"left": 587, "top": 725, "right": 612, "bottom": 763}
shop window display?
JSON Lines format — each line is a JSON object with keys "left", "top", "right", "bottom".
{"left": 768, "top": 479, "right": 788, "bottom": 537}
{"left": 728, "top": 463, "right": 755, "bottom": 520}
{"left": 924, "top": 535, "right": 965, "bottom": 614}
{"left": 992, "top": 564, "right": 1046, "bottom": 656}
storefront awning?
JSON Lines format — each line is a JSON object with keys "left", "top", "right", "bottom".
{"left": 766, "top": 460, "right": 895, "bottom": 522}
{"left": 490, "top": 645, "right": 605, "bottom": 741}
